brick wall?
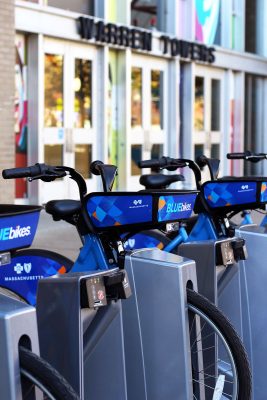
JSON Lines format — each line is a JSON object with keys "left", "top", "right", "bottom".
{"left": 0, "top": 0, "right": 15, "bottom": 202}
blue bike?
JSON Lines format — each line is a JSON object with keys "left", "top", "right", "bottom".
{"left": 2, "top": 161, "right": 252, "bottom": 400}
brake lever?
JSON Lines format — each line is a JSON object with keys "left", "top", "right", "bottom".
{"left": 28, "top": 169, "right": 67, "bottom": 182}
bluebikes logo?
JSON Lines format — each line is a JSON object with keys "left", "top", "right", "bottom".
{"left": 0, "top": 225, "right": 31, "bottom": 241}
{"left": 158, "top": 194, "right": 197, "bottom": 222}
{"left": 166, "top": 202, "right": 192, "bottom": 214}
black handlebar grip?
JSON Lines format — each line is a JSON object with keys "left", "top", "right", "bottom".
{"left": 2, "top": 164, "right": 41, "bottom": 179}
{"left": 227, "top": 152, "right": 250, "bottom": 159}
{"left": 138, "top": 159, "right": 162, "bottom": 168}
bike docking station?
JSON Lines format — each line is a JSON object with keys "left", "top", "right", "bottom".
{"left": 228, "top": 223, "right": 267, "bottom": 400}
{"left": 36, "top": 268, "right": 131, "bottom": 400}
{"left": 0, "top": 291, "right": 40, "bottom": 400}
{"left": 122, "top": 248, "right": 200, "bottom": 400}
{"left": 0, "top": 205, "right": 43, "bottom": 400}
{"left": 178, "top": 178, "right": 267, "bottom": 400}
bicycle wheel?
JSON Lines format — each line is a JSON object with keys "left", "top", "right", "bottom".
{"left": 187, "top": 288, "right": 251, "bottom": 400}
{"left": 19, "top": 346, "right": 79, "bottom": 400}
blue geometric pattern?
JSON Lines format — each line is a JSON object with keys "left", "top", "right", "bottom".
{"left": 204, "top": 181, "right": 257, "bottom": 208}
{"left": 86, "top": 195, "right": 153, "bottom": 228}
{"left": 260, "top": 182, "right": 267, "bottom": 202}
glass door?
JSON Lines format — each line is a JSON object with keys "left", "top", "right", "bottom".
{"left": 42, "top": 39, "right": 97, "bottom": 202}
{"left": 129, "top": 55, "right": 167, "bottom": 189}
{"left": 193, "top": 66, "right": 224, "bottom": 180}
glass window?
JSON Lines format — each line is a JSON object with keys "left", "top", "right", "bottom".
{"left": 45, "top": 0, "right": 94, "bottom": 15}
{"left": 151, "top": 70, "right": 163, "bottom": 128}
{"left": 15, "top": 35, "right": 28, "bottom": 198}
{"left": 195, "top": 0, "right": 221, "bottom": 45}
{"left": 75, "top": 144, "right": 92, "bottom": 179}
{"left": 151, "top": 143, "right": 163, "bottom": 160}
{"left": 44, "top": 54, "right": 64, "bottom": 128}
{"left": 131, "top": 67, "right": 142, "bottom": 128}
{"left": 44, "top": 144, "right": 63, "bottom": 165}
{"left": 131, "top": 0, "right": 160, "bottom": 30}
{"left": 74, "top": 59, "right": 92, "bottom": 129}
{"left": 194, "top": 144, "right": 204, "bottom": 161}
{"left": 245, "top": 0, "right": 256, "bottom": 54}
{"left": 244, "top": 74, "right": 264, "bottom": 176}
{"left": 211, "top": 144, "right": 220, "bottom": 159}
{"left": 194, "top": 77, "right": 204, "bottom": 131}
{"left": 151, "top": 144, "right": 163, "bottom": 172}
{"left": 211, "top": 79, "right": 221, "bottom": 131}
{"left": 131, "top": 145, "right": 142, "bottom": 175}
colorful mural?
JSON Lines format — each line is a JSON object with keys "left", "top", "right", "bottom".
{"left": 195, "top": 0, "right": 221, "bottom": 45}
{"left": 15, "top": 35, "right": 28, "bottom": 198}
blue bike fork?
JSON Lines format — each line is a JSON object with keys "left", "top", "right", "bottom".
{"left": 187, "top": 213, "right": 218, "bottom": 241}
{"left": 71, "top": 233, "right": 113, "bottom": 272}
{"left": 164, "top": 226, "right": 188, "bottom": 252}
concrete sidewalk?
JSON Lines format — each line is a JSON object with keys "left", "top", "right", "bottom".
{"left": 31, "top": 211, "right": 81, "bottom": 261}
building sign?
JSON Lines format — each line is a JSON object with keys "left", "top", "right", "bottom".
{"left": 78, "top": 17, "right": 215, "bottom": 63}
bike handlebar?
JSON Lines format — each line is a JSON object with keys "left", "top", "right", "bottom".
{"left": 2, "top": 163, "right": 87, "bottom": 198}
{"left": 227, "top": 151, "right": 267, "bottom": 162}
{"left": 3, "top": 164, "right": 49, "bottom": 179}
{"left": 138, "top": 156, "right": 187, "bottom": 170}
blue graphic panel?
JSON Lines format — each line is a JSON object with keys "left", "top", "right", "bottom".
{"left": 260, "top": 182, "right": 267, "bottom": 202}
{"left": 87, "top": 195, "right": 153, "bottom": 228}
{"left": 123, "top": 233, "right": 164, "bottom": 250}
{"left": 204, "top": 181, "right": 257, "bottom": 208}
{"left": 158, "top": 194, "right": 197, "bottom": 222}
{"left": 0, "top": 254, "right": 69, "bottom": 305}
{"left": 0, "top": 212, "right": 40, "bottom": 251}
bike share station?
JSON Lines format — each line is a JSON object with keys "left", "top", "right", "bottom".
{"left": 36, "top": 190, "right": 205, "bottom": 400}
{"left": 0, "top": 160, "right": 253, "bottom": 400}
{"left": 178, "top": 177, "right": 267, "bottom": 400}
{"left": 0, "top": 188, "right": 205, "bottom": 399}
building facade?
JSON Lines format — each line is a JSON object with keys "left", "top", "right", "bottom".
{"left": 3, "top": 0, "right": 267, "bottom": 203}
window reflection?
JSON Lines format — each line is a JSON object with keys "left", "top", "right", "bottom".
{"left": 211, "top": 79, "right": 220, "bottom": 131}
{"left": 44, "top": 144, "right": 63, "bottom": 165}
{"left": 194, "top": 144, "right": 204, "bottom": 161}
{"left": 131, "top": 67, "right": 142, "bottom": 127}
{"left": 75, "top": 144, "right": 92, "bottom": 179}
{"left": 211, "top": 144, "right": 220, "bottom": 159}
{"left": 151, "top": 143, "right": 163, "bottom": 160}
{"left": 74, "top": 59, "right": 92, "bottom": 129}
{"left": 131, "top": 0, "right": 159, "bottom": 30}
{"left": 151, "top": 144, "right": 163, "bottom": 172}
{"left": 45, "top": 0, "right": 94, "bottom": 15}
{"left": 151, "top": 70, "right": 163, "bottom": 128}
{"left": 44, "top": 54, "right": 63, "bottom": 128}
{"left": 131, "top": 145, "right": 142, "bottom": 175}
{"left": 194, "top": 76, "right": 204, "bottom": 131}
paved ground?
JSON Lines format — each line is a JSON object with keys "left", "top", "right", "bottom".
{"left": 31, "top": 211, "right": 81, "bottom": 261}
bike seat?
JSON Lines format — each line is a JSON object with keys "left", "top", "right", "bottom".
{"left": 45, "top": 200, "right": 81, "bottom": 220}
{"left": 140, "top": 174, "right": 185, "bottom": 189}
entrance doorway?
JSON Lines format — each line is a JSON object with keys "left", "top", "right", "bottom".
{"left": 42, "top": 39, "right": 98, "bottom": 202}
{"left": 129, "top": 55, "right": 168, "bottom": 189}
